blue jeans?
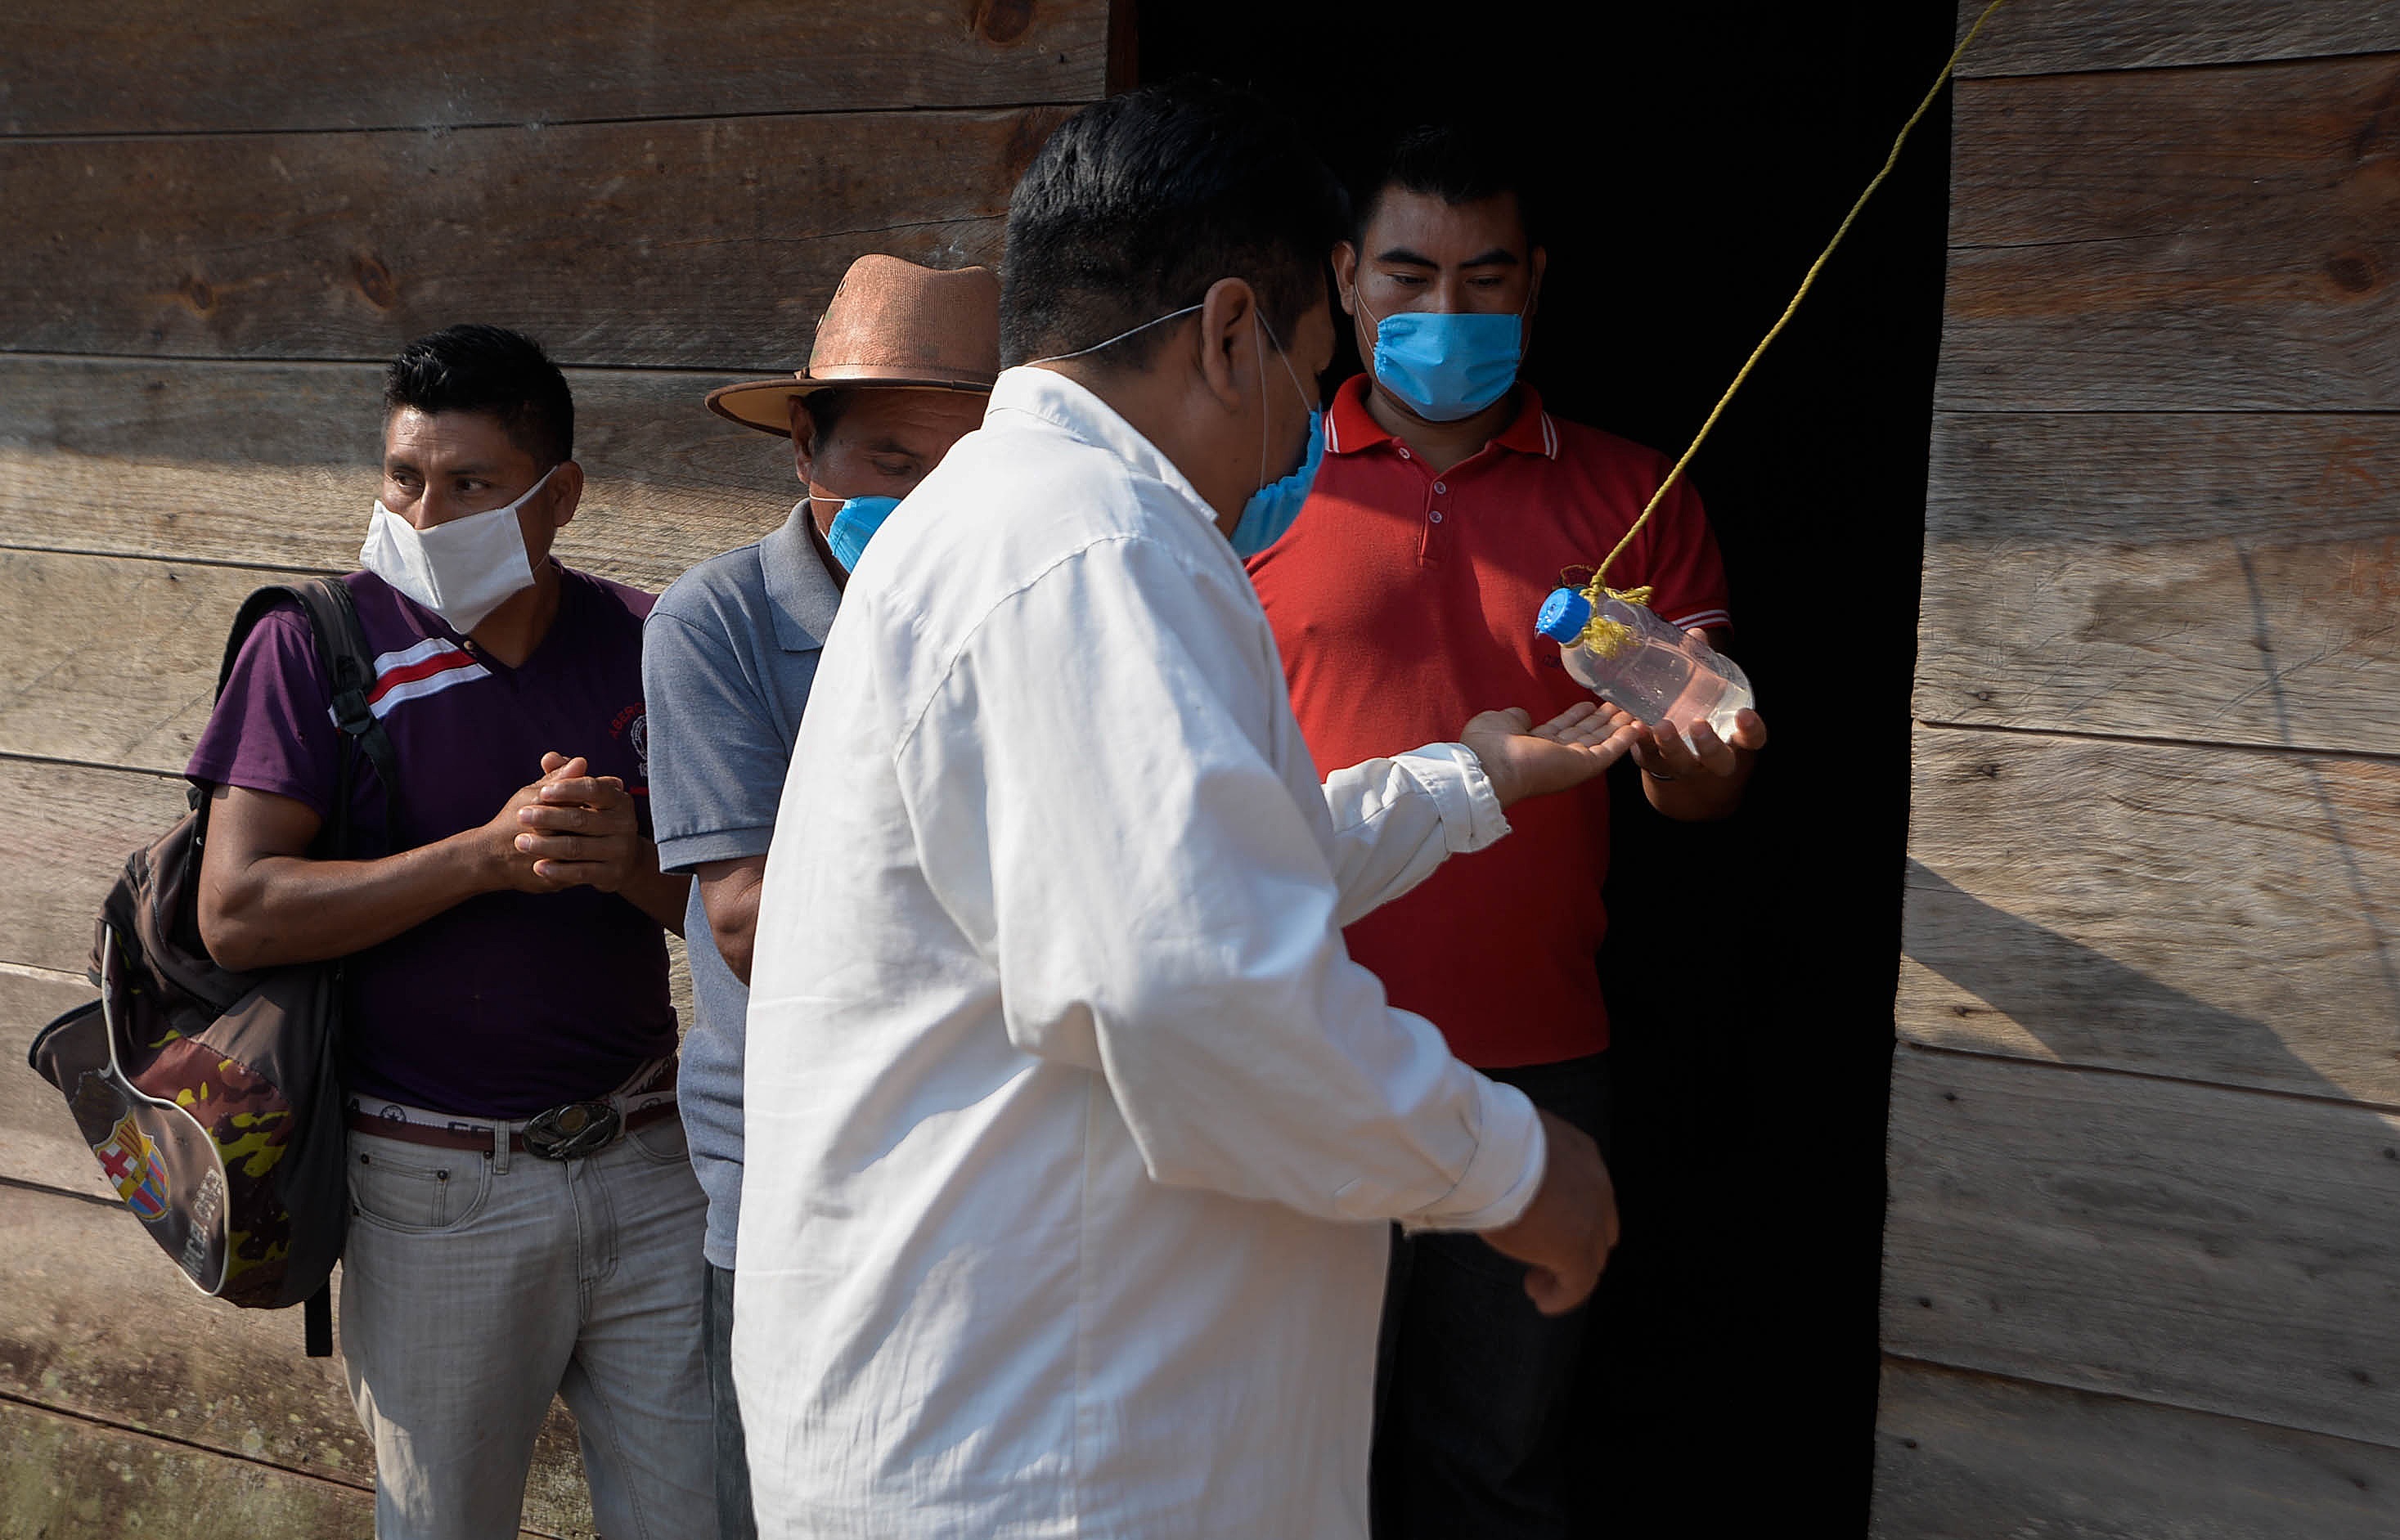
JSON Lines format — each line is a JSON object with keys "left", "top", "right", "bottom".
{"left": 1371, "top": 1053, "right": 1613, "bottom": 1540}
{"left": 703, "top": 1262, "right": 759, "bottom": 1540}
{"left": 340, "top": 1113, "right": 717, "bottom": 1539}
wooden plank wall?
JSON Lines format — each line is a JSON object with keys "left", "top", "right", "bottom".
{"left": 0, "top": 5, "right": 1112, "bottom": 1533}
{"left": 1873, "top": 4, "right": 2400, "bottom": 1534}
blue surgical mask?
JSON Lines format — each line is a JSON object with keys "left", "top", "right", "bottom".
{"left": 1231, "top": 408, "right": 1322, "bottom": 558}
{"left": 1364, "top": 303, "right": 1523, "bottom": 423}
{"left": 824, "top": 494, "right": 901, "bottom": 572}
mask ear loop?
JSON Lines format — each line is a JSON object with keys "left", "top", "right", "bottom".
{"left": 1252, "top": 305, "right": 1315, "bottom": 491}
{"left": 1028, "top": 303, "right": 1206, "bottom": 367}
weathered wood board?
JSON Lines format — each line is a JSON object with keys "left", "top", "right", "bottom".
{"left": 1872, "top": 1357, "right": 2400, "bottom": 1538}
{"left": 1899, "top": 726, "right": 2400, "bottom": 1103}
{"left": 0, "top": 0, "right": 1110, "bottom": 135}
{"left": 0, "top": 1399, "right": 579, "bottom": 1539}
{"left": 0, "top": 355, "right": 799, "bottom": 591}
{"left": 0, "top": 106, "right": 1070, "bottom": 368}
{"left": 1956, "top": 0, "right": 2400, "bottom": 79}
{"left": 1940, "top": 56, "right": 2400, "bottom": 412}
{"left": 0, "top": 967, "right": 109, "bottom": 1202}
{"left": 0, "top": 758, "right": 187, "bottom": 977}
{"left": 0, "top": 550, "right": 315, "bottom": 775}
{"left": 0, "top": 1399, "right": 375, "bottom": 1540}
{"left": 1881, "top": 1046, "right": 2400, "bottom": 1448}
{"left": 1914, "top": 412, "right": 2400, "bottom": 756}
{"left": 0, "top": 1166, "right": 601, "bottom": 1534}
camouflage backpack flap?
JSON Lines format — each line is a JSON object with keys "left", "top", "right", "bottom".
{"left": 32, "top": 919, "right": 343, "bottom": 1307}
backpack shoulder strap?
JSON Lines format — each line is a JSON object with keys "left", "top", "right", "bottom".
{"left": 214, "top": 578, "right": 398, "bottom": 853}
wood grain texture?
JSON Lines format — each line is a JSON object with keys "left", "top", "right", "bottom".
{"left": 0, "top": 550, "right": 312, "bottom": 774}
{"left": 1881, "top": 1047, "right": 2400, "bottom": 1447}
{"left": 0, "top": 1398, "right": 373, "bottom": 1540}
{"left": 1872, "top": 1358, "right": 2400, "bottom": 1538}
{"left": 1956, "top": 0, "right": 2400, "bottom": 79}
{"left": 0, "top": 0, "right": 1108, "bottom": 135}
{"left": 0, "top": 355, "right": 799, "bottom": 590}
{"left": 0, "top": 968, "right": 110, "bottom": 1203}
{"left": 0, "top": 106, "right": 1068, "bottom": 367}
{"left": 1899, "top": 726, "right": 2400, "bottom": 1103}
{"left": 0, "top": 1182, "right": 601, "bottom": 1537}
{"left": 0, "top": 757, "right": 187, "bottom": 977}
{"left": 1939, "top": 57, "right": 2400, "bottom": 411}
{"left": 1915, "top": 412, "right": 2400, "bottom": 755}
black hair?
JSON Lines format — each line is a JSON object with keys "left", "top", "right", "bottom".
{"left": 1000, "top": 79, "right": 1350, "bottom": 370}
{"left": 1355, "top": 122, "right": 1539, "bottom": 249}
{"left": 383, "top": 324, "right": 574, "bottom": 467}
{"left": 799, "top": 387, "right": 853, "bottom": 445}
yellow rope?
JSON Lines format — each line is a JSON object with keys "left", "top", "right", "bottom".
{"left": 1581, "top": 0, "right": 2011, "bottom": 633}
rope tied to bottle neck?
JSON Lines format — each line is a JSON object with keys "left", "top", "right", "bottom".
{"left": 1569, "top": 0, "right": 2010, "bottom": 658}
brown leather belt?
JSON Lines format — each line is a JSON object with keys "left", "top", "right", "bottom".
{"left": 347, "top": 1099, "right": 677, "bottom": 1156}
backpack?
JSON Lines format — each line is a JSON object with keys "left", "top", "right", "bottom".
{"left": 26, "top": 578, "right": 393, "bottom": 1357}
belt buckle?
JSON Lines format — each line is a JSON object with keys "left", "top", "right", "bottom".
{"left": 523, "top": 1101, "right": 621, "bottom": 1161}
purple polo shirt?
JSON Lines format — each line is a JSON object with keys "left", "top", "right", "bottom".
{"left": 187, "top": 564, "right": 676, "bottom": 1119}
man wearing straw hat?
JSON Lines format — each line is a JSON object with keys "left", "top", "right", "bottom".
{"left": 640, "top": 254, "right": 1000, "bottom": 1540}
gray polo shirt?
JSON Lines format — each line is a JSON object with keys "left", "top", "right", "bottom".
{"left": 642, "top": 502, "right": 839, "bottom": 1268}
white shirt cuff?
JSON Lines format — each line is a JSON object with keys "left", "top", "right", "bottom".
{"left": 1401, "top": 1074, "right": 1547, "bottom": 1233}
{"left": 1395, "top": 741, "right": 1510, "bottom": 855}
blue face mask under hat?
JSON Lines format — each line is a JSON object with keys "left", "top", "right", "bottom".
{"left": 1361, "top": 300, "right": 1525, "bottom": 424}
{"left": 824, "top": 494, "right": 901, "bottom": 572}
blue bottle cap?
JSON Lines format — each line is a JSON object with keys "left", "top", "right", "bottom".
{"left": 1535, "top": 587, "right": 1593, "bottom": 644}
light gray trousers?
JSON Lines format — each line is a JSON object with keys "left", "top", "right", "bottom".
{"left": 341, "top": 1114, "right": 717, "bottom": 1540}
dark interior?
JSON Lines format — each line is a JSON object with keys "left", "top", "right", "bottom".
{"left": 1139, "top": 4, "right": 1956, "bottom": 1531}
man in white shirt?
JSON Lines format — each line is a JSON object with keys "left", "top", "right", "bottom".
{"left": 734, "top": 82, "right": 1629, "bottom": 1539}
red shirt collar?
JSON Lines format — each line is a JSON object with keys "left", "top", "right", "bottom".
{"left": 1324, "top": 374, "right": 1557, "bottom": 460}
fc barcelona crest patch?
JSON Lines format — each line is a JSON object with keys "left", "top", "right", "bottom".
{"left": 92, "top": 1111, "right": 170, "bottom": 1223}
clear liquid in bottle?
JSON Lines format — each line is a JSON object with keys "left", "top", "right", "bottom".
{"left": 1535, "top": 587, "right": 1753, "bottom": 743}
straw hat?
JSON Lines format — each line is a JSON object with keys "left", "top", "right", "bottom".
{"left": 706, "top": 255, "right": 1002, "bottom": 438}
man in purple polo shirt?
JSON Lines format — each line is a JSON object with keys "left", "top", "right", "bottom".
{"left": 189, "top": 324, "right": 712, "bottom": 1539}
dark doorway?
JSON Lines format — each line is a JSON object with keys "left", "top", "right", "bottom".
{"left": 1137, "top": 4, "right": 1954, "bottom": 1533}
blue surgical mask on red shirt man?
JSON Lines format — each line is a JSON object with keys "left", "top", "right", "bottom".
{"left": 1356, "top": 293, "right": 1525, "bottom": 424}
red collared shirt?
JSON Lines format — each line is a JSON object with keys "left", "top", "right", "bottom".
{"left": 1247, "top": 375, "right": 1732, "bottom": 1066}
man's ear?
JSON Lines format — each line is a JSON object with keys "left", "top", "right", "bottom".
{"left": 1527, "top": 245, "right": 1548, "bottom": 317}
{"left": 548, "top": 461, "right": 584, "bottom": 531}
{"left": 1195, "top": 276, "right": 1259, "bottom": 415}
{"left": 789, "top": 397, "right": 818, "bottom": 483}
{"left": 1331, "top": 242, "right": 1360, "bottom": 314}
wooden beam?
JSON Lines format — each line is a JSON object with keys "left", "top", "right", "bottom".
{"left": 0, "top": 0, "right": 1108, "bottom": 135}
{"left": 0, "top": 1176, "right": 600, "bottom": 1533}
{"left": 1955, "top": 0, "right": 2400, "bottom": 79}
{"left": 1900, "top": 725, "right": 2400, "bottom": 1103}
{"left": 1881, "top": 1046, "right": 2400, "bottom": 1448}
{"left": 1916, "top": 412, "right": 2400, "bottom": 756}
{"left": 0, "top": 106, "right": 1069, "bottom": 368}
{"left": 0, "top": 550, "right": 311, "bottom": 775}
{"left": 0, "top": 968, "right": 109, "bottom": 1203}
{"left": 0, "top": 758, "right": 185, "bottom": 977}
{"left": 1872, "top": 1357, "right": 2400, "bottom": 1538}
{"left": 0, "top": 1398, "right": 373, "bottom": 1540}
{"left": 0, "top": 355, "right": 799, "bottom": 591}
{"left": 1939, "top": 58, "right": 2400, "bottom": 411}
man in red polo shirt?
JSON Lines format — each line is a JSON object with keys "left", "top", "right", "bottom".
{"left": 1247, "top": 124, "right": 1769, "bottom": 1538}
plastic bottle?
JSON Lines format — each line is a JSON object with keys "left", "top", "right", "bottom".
{"left": 1535, "top": 587, "right": 1755, "bottom": 743}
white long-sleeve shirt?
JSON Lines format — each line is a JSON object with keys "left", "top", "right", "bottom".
{"left": 733, "top": 366, "right": 1548, "bottom": 1539}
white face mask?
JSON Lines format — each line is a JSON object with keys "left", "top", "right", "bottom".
{"left": 359, "top": 465, "right": 553, "bottom": 634}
